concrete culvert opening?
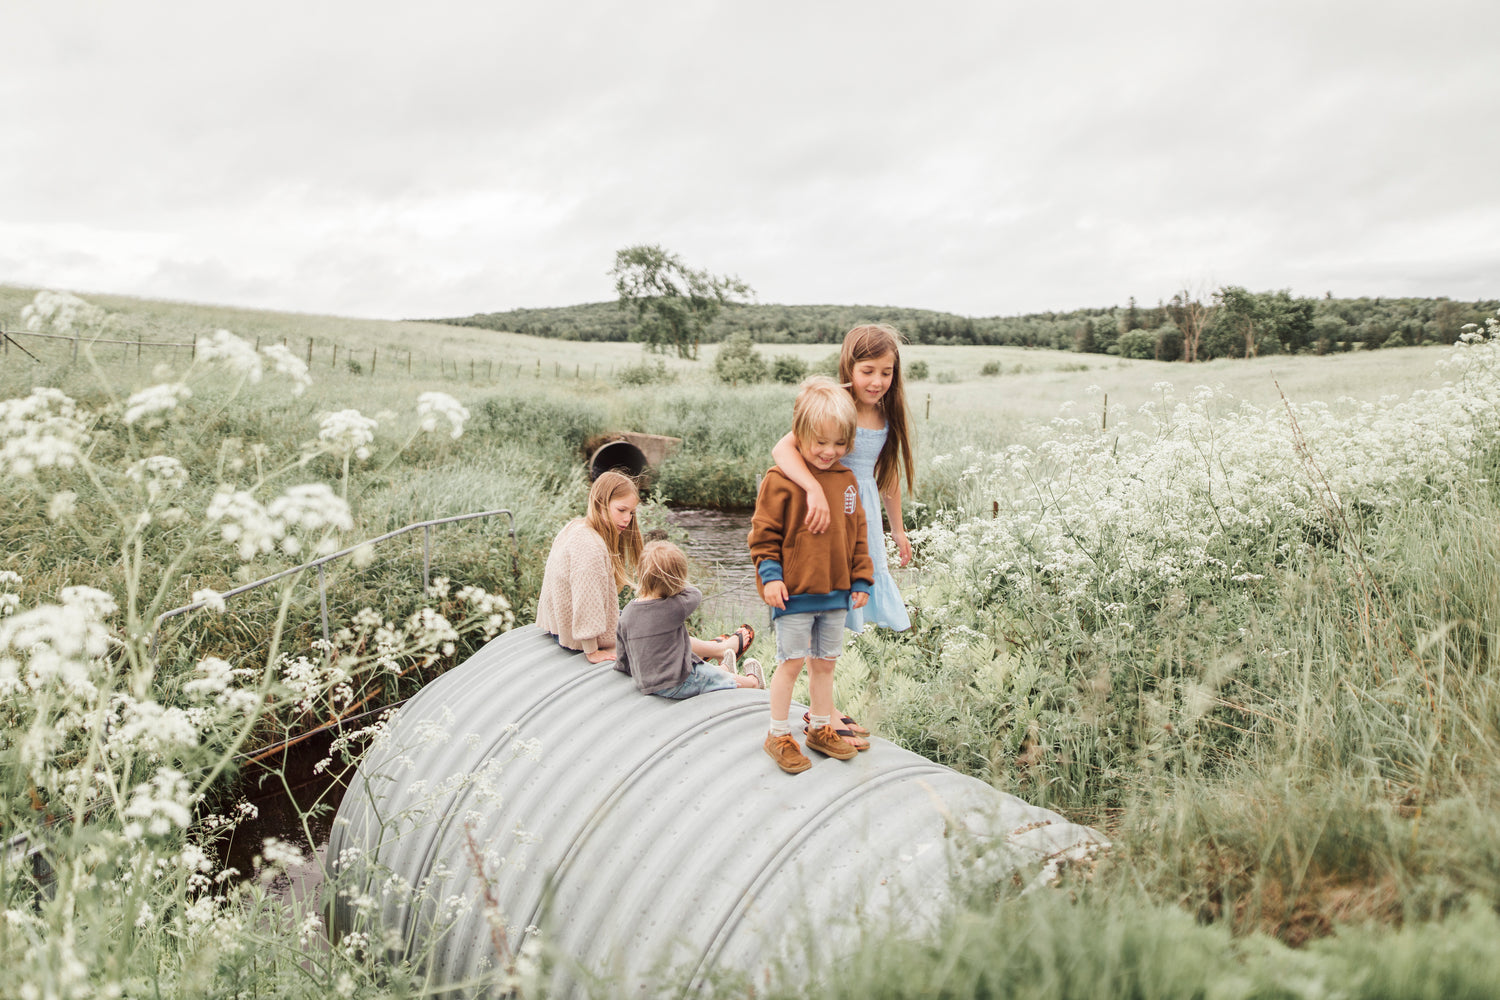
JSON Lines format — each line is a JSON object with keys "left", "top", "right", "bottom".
{"left": 589, "top": 439, "right": 648, "bottom": 481}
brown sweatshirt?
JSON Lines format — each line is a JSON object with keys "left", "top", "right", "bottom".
{"left": 748, "top": 466, "right": 873, "bottom": 618}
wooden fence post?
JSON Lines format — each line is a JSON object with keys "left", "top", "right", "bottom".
{"left": 407, "top": 352, "right": 412, "bottom": 374}
{"left": 331, "top": 344, "right": 338, "bottom": 368}
{"left": 307, "top": 338, "right": 314, "bottom": 366}
{"left": 371, "top": 348, "right": 377, "bottom": 375}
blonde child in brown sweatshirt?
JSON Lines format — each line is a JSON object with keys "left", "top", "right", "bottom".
{"left": 748, "top": 377, "right": 874, "bottom": 773}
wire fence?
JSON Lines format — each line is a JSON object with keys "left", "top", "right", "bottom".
{"left": 0, "top": 328, "right": 627, "bottom": 383}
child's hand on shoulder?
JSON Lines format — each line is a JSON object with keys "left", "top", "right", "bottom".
{"left": 763, "top": 580, "right": 788, "bottom": 610}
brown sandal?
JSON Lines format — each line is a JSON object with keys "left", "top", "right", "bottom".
{"left": 712, "top": 623, "right": 755, "bottom": 656}
{"left": 803, "top": 711, "right": 871, "bottom": 746}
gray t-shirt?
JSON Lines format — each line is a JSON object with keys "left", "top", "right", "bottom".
{"left": 614, "top": 585, "right": 703, "bottom": 695}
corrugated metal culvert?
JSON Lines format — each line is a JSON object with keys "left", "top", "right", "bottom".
{"left": 329, "top": 625, "right": 1107, "bottom": 997}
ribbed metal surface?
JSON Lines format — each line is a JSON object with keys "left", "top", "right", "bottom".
{"left": 329, "top": 625, "right": 1106, "bottom": 997}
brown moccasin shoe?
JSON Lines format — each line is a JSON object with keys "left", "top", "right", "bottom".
{"left": 804, "top": 724, "right": 858, "bottom": 761}
{"left": 764, "top": 733, "right": 812, "bottom": 773}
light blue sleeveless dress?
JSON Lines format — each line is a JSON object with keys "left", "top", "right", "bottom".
{"left": 842, "top": 424, "right": 910, "bottom": 632}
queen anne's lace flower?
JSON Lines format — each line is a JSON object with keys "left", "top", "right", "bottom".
{"left": 196, "top": 329, "right": 263, "bottom": 381}
{"left": 417, "top": 391, "right": 470, "bottom": 440}
{"left": 318, "top": 409, "right": 377, "bottom": 460}
{"left": 122, "top": 767, "right": 195, "bottom": 839}
{"left": 261, "top": 343, "right": 313, "bottom": 396}
{"left": 126, "top": 455, "right": 189, "bottom": 500}
{"left": 268, "top": 483, "right": 353, "bottom": 555}
{"left": 122, "top": 383, "right": 192, "bottom": 425}
{"left": 21, "top": 290, "right": 106, "bottom": 334}
{"left": 0, "top": 387, "right": 88, "bottom": 477}
{"left": 204, "top": 488, "right": 283, "bottom": 561}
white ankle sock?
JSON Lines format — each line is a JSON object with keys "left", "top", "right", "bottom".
{"left": 768, "top": 718, "right": 792, "bottom": 737}
{"left": 809, "top": 714, "right": 831, "bottom": 729}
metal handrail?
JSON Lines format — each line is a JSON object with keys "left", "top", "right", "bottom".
{"left": 150, "top": 508, "right": 517, "bottom": 659}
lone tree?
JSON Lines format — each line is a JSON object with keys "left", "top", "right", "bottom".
{"left": 611, "top": 244, "right": 752, "bottom": 358}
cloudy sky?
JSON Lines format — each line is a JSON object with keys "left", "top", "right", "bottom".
{"left": 3, "top": 1, "right": 1496, "bottom": 321}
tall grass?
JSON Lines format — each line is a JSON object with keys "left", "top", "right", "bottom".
{"left": 7, "top": 286, "right": 1498, "bottom": 996}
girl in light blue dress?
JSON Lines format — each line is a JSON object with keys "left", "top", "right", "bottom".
{"left": 771, "top": 324, "right": 918, "bottom": 742}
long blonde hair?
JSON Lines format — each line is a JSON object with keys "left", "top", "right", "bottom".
{"left": 839, "top": 323, "right": 916, "bottom": 497}
{"left": 585, "top": 471, "right": 643, "bottom": 590}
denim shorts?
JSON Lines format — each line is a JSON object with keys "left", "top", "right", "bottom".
{"left": 652, "top": 661, "right": 737, "bottom": 700}
{"left": 774, "top": 609, "right": 846, "bottom": 662}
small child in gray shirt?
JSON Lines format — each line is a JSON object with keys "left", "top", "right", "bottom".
{"left": 615, "top": 541, "right": 764, "bottom": 698}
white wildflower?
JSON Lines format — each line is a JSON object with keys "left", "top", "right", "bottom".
{"left": 196, "top": 329, "right": 263, "bottom": 381}
{"left": 204, "top": 488, "right": 283, "bottom": 561}
{"left": 261, "top": 343, "right": 313, "bottom": 395}
{"left": 122, "top": 382, "right": 191, "bottom": 425}
{"left": 126, "top": 455, "right": 189, "bottom": 500}
{"left": 261, "top": 837, "right": 306, "bottom": 870}
{"left": 417, "top": 391, "right": 469, "bottom": 440}
{"left": 268, "top": 483, "right": 353, "bottom": 534}
{"left": 318, "top": 409, "right": 377, "bottom": 460}
{"left": 122, "top": 767, "right": 195, "bottom": 839}
{"left": 60, "top": 585, "right": 117, "bottom": 619}
{"left": 192, "top": 588, "right": 227, "bottom": 613}
{"left": 47, "top": 490, "right": 76, "bottom": 521}
{"left": 21, "top": 290, "right": 106, "bottom": 334}
{"left": 0, "top": 387, "right": 89, "bottom": 477}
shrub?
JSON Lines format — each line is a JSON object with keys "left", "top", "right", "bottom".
{"left": 980, "top": 361, "right": 1001, "bottom": 376}
{"left": 616, "top": 358, "right": 677, "bottom": 386}
{"left": 907, "top": 359, "right": 930, "bottom": 380}
{"left": 810, "top": 352, "right": 840, "bottom": 378}
{"left": 713, "top": 333, "right": 768, "bottom": 385}
{"left": 770, "top": 354, "right": 808, "bottom": 384}
{"left": 1117, "top": 326, "right": 1157, "bottom": 359}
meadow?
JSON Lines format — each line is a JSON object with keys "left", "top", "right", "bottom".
{"left": 2, "top": 284, "right": 1498, "bottom": 997}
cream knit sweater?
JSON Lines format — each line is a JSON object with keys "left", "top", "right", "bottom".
{"left": 536, "top": 518, "right": 620, "bottom": 655}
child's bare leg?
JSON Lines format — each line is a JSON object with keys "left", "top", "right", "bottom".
{"left": 691, "top": 636, "right": 733, "bottom": 662}
{"left": 768, "top": 658, "right": 804, "bottom": 722}
{"left": 806, "top": 657, "right": 837, "bottom": 721}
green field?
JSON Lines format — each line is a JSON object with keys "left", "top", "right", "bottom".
{"left": 4, "top": 284, "right": 1499, "bottom": 998}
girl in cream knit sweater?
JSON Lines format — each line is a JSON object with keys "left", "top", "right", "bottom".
{"left": 536, "top": 471, "right": 643, "bottom": 663}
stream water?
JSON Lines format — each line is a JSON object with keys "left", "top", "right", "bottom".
{"left": 226, "top": 507, "right": 758, "bottom": 899}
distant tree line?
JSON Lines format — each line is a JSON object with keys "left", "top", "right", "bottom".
{"left": 433, "top": 291, "right": 1498, "bottom": 362}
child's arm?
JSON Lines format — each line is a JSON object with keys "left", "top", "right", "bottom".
{"left": 612, "top": 619, "right": 631, "bottom": 674}
{"left": 880, "top": 487, "right": 912, "bottom": 567}
{"left": 771, "top": 431, "right": 829, "bottom": 533}
{"left": 572, "top": 534, "right": 618, "bottom": 661}
{"left": 749, "top": 476, "right": 790, "bottom": 610}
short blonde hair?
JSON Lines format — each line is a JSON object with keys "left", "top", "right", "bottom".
{"left": 637, "top": 540, "right": 690, "bottom": 599}
{"left": 792, "top": 375, "right": 857, "bottom": 447}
